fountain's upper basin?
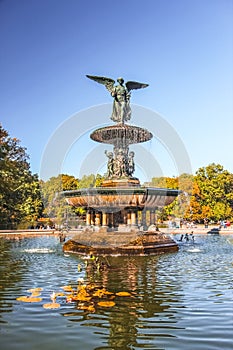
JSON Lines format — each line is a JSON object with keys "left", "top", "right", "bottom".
{"left": 90, "top": 124, "right": 153, "bottom": 145}
{"left": 63, "top": 187, "right": 180, "bottom": 210}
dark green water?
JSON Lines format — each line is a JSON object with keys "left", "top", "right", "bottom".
{"left": 0, "top": 234, "right": 232, "bottom": 350}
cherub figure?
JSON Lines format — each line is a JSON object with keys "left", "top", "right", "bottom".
{"left": 114, "top": 149, "right": 127, "bottom": 177}
{"left": 128, "top": 151, "right": 135, "bottom": 177}
{"left": 105, "top": 150, "right": 114, "bottom": 178}
{"left": 86, "top": 75, "right": 149, "bottom": 124}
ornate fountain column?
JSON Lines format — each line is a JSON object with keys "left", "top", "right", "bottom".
{"left": 131, "top": 210, "right": 137, "bottom": 227}
{"left": 90, "top": 211, "right": 95, "bottom": 226}
{"left": 150, "top": 210, "right": 156, "bottom": 225}
{"left": 142, "top": 210, "right": 147, "bottom": 229}
{"left": 127, "top": 211, "right": 131, "bottom": 226}
{"left": 102, "top": 212, "right": 108, "bottom": 227}
{"left": 137, "top": 210, "right": 142, "bottom": 227}
{"left": 86, "top": 210, "right": 91, "bottom": 226}
{"left": 95, "top": 212, "right": 101, "bottom": 226}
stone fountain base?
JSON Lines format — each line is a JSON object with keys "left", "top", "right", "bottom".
{"left": 63, "top": 229, "right": 178, "bottom": 256}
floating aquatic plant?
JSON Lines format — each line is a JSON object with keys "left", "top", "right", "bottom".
{"left": 78, "top": 303, "right": 95, "bottom": 312}
{"left": 97, "top": 301, "right": 115, "bottom": 307}
{"left": 93, "top": 288, "right": 112, "bottom": 298}
{"left": 27, "top": 287, "right": 43, "bottom": 293}
{"left": 115, "top": 291, "right": 131, "bottom": 297}
{"left": 43, "top": 302, "right": 61, "bottom": 309}
{"left": 16, "top": 270, "right": 135, "bottom": 313}
{"left": 16, "top": 296, "right": 42, "bottom": 303}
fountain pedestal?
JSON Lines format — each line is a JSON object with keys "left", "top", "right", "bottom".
{"left": 101, "top": 178, "right": 140, "bottom": 187}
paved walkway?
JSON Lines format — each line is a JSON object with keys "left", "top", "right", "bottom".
{"left": 0, "top": 226, "right": 232, "bottom": 237}
{"left": 0, "top": 229, "right": 58, "bottom": 238}
{"left": 163, "top": 226, "right": 233, "bottom": 235}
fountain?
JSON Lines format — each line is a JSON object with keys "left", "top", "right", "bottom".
{"left": 63, "top": 75, "right": 180, "bottom": 255}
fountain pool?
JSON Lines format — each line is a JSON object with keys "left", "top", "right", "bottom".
{"left": 0, "top": 233, "right": 233, "bottom": 350}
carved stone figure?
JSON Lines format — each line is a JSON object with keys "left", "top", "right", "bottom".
{"left": 105, "top": 150, "right": 114, "bottom": 178}
{"left": 128, "top": 151, "right": 135, "bottom": 177}
{"left": 86, "top": 75, "right": 149, "bottom": 124}
{"left": 114, "top": 149, "right": 127, "bottom": 177}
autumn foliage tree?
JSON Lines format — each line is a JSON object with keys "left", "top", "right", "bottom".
{"left": 149, "top": 165, "right": 233, "bottom": 223}
{"left": 190, "top": 163, "right": 233, "bottom": 222}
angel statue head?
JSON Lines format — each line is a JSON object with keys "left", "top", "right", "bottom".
{"left": 86, "top": 75, "right": 149, "bottom": 124}
{"left": 117, "top": 77, "right": 124, "bottom": 84}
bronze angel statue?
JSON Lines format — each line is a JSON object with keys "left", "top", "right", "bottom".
{"left": 86, "top": 75, "right": 149, "bottom": 124}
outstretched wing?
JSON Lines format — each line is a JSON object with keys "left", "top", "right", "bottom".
{"left": 125, "top": 81, "right": 149, "bottom": 92}
{"left": 86, "top": 75, "right": 115, "bottom": 92}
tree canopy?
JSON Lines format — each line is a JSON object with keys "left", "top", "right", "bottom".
{"left": 0, "top": 124, "right": 43, "bottom": 229}
{"left": 40, "top": 173, "right": 105, "bottom": 227}
{"left": 189, "top": 163, "right": 233, "bottom": 221}
{"left": 151, "top": 164, "right": 233, "bottom": 223}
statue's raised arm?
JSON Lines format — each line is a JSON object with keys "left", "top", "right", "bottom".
{"left": 86, "top": 75, "right": 149, "bottom": 124}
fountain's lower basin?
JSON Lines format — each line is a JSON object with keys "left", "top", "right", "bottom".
{"left": 63, "top": 230, "right": 178, "bottom": 256}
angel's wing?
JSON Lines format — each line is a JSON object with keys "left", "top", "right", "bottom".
{"left": 125, "top": 81, "right": 149, "bottom": 92}
{"left": 86, "top": 75, "right": 115, "bottom": 92}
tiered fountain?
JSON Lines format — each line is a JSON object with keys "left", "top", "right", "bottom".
{"left": 63, "top": 75, "right": 180, "bottom": 255}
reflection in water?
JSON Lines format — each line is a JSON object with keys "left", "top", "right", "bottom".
{"left": 82, "top": 255, "right": 183, "bottom": 349}
{"left": 0, "top": 234, "right": 232, "bottom": 350}
{"left": 0, "top": 238, "right": 29, "bottom": 323}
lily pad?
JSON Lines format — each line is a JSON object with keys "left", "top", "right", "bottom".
{"left": 43, "top": 302, "right": 60, "bottom": 309}
{"left": 78, "top": 304, "right": 95, "bottom": 312}
{"left": 97, "top": 301, "right": 115, "bottom": 307}
{"left": 93, "top": 288, "right": 111, "bottom": 297}
{"left": 71, "top": 295, "right": 92, "bottom": 302}
{"left": 116, "top": 291, "right": 131, "bottom": 297}
{"left": 27, "top": 287, "right": 43, "bottom": 293}
{"left": 61, "top": 285, "right": 74, "bottom": 292}
{"left": 17, "top": 296, "right": 42, "bottom": 303}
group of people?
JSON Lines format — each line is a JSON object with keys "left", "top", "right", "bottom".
{"left": 28, "top": 224, "right": 55, "bottom": 230}
{"left": 218, "top": 220, "right": 231, "bottom": 229}
{"left": 178, "top": 232, "right": 195, "bottom": 243}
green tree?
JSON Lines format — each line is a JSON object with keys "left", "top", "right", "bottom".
{"left": 77, "top": 174, "right": 96, "bottom": 188}
{"left": 0, "top": 124, "right": 43, "bottom": 228}
{"left": 150, "top": 174, "right": 194, "bottom": 221}
{"left": 40, "top": 175, "right": 75, "bottom": 223}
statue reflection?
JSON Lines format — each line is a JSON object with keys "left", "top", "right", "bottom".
{"left": 84, "top": 255, "right": 182, "bottom": 350}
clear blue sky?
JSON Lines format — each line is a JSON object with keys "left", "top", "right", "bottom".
{"left": 1, "top": 0, "right": 232, "bottom": 180}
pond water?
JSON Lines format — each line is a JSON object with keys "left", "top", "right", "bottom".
{"left": 0, "top": 234, "right": 232, "bottom": 350}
